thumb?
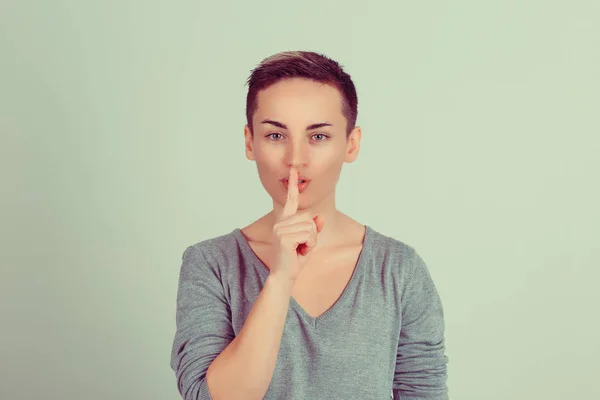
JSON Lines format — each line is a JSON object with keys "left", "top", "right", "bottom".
{"left": 313, "top": 215, "right": 325, "bottom": 233}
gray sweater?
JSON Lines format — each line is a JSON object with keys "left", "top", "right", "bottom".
{"left": 170, "top": 225, "right": 449, "bottom": 399}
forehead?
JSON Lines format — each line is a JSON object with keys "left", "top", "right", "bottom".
{"left": 254, "top": 78, "right": 344, "bottom": 123}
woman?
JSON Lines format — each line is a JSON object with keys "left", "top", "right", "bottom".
{"left": 170, "top": 51, "right": 449, "bottom": 400}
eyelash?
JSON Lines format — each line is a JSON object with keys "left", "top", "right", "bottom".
{"left": 265, "top": 133, "right": 330, "bottom": 142}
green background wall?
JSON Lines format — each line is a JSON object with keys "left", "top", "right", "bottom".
{"left": 2, "top": 1, "right": 598, "bottom": 399}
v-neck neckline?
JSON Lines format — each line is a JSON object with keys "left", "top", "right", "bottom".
{"left": 232, "top": 225, "right": 373, "bottom": 328}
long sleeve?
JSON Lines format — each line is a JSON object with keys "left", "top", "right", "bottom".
{"left": 170, "top": 245, "right": 235, "bottom": 400}
{"left": 392, "top": 248, "right": 449, "bottom": 400}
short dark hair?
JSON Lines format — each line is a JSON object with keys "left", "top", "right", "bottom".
{"left": 245, "top": 51, "right": 358, "bottom": 138}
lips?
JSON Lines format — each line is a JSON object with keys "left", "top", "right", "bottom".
{"left": 282, "top": 178, "right": 309, "bottom": 184}
{"left": 282, "top": 176, "right": 310, "bottom": 183}
{"left": 282, "top": 179, "right": 310, "bottom": 193}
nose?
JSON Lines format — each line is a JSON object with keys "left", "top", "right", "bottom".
{"left": 284, "top": 140, "right": 309, "bottom": 167}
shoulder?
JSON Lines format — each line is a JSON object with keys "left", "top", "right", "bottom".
{"left": 366, "top": 227, "right": 439, "bottom": 298}
{"left": 178, "top": 229, "right": 244, "bottom": 283}
{"left": 365, "top": 225, "right": 432, "bottom": 285}
{"left": 366, "top": 224, "right": 418, "bottom": 262}
{"left": 182, "top": 229, "right": 239, "bottom": 259}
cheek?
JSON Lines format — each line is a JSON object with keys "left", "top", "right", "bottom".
{"left": 253, "top": 145, "right": 281, "bottom": 164}
{"left": 317, "top": 161, "right": 345, "bottom": 185}
{"left": 254, "top": 159, "right": 281, "bottom": 184}
{"left": 318, "top": 158, "right": 342, "bottom": 175}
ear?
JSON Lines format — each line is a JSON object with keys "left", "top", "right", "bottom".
{"left": 244, "top": 125, "right": 255, "bottom": 161}
{"left": 344, "top": 126, "right": 362, "bottom": 163}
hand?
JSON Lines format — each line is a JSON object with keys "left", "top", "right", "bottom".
{"left": 270, "top": 166, "right": 325, "bottom": 282}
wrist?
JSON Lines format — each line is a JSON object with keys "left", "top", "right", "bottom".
{"left": 267, "top": 272, "right": 296, "bottom": 290}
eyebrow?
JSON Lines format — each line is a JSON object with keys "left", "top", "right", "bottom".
{"left": 260, "top": 119, "right": 334, "bottom": 130}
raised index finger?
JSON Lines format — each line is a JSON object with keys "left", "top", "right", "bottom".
{"left": 281, "top": 166, "right": 299, "bottom": 220}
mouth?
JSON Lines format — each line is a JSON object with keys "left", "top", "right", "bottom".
{"left": 282, "top": 179, "right": 310, "bottom": 193}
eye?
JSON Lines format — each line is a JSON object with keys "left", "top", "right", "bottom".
{"left": 265, "top": 133, "right": 330, "bottom": 142}
{"left": 312, "top": 133, "right": 330, "bottom": 141}
{"left": 265, "top": 133, "right": 284, "bottom": 141}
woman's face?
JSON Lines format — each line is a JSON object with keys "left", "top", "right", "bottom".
{"left": 244, "top": 77, "right": 361, "bottom": 211}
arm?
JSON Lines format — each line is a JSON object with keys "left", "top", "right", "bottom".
{"left": 170, "top": 245, "right": 294, "bottom": 400}
{"left": 207, "top": 272, "right": 294, "bottom": 400}
{"left": 392, "top": 248, "right": 450, "bottom": 400}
